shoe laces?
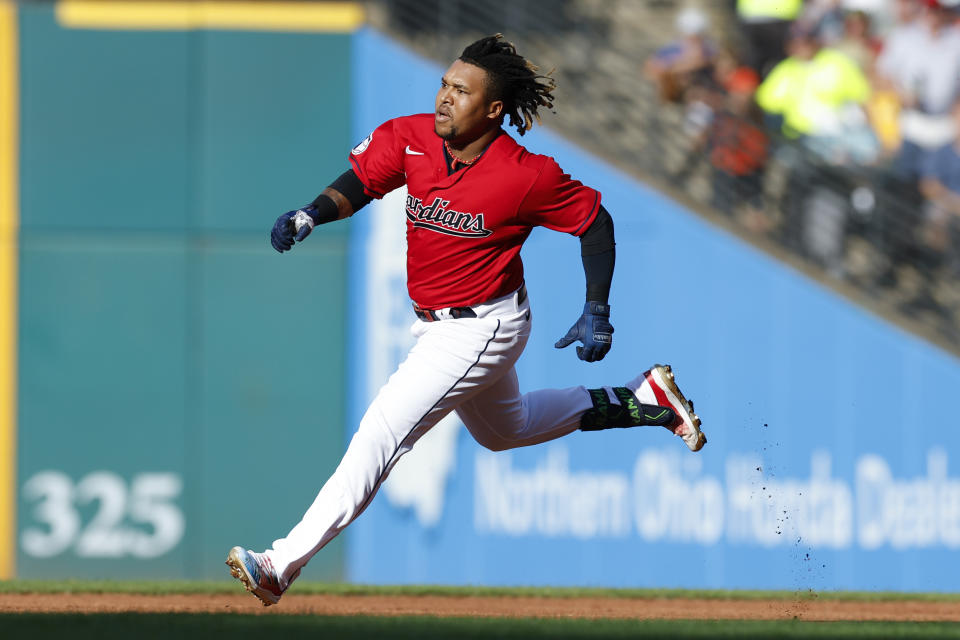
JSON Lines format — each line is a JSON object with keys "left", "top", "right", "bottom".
{"left": 248, "top": 551, "right": 282, "bottom": 594}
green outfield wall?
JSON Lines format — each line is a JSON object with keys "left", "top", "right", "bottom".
{"left": 8, "top": 1, "right": 361, "bottom": 580}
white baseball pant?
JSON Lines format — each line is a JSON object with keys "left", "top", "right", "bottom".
{"left": 265, "top": 286, "right": 599, "bottom": 588}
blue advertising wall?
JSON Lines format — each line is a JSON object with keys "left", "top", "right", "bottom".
{"left": 347, "top": 29, "right": 960, "bottom": 592}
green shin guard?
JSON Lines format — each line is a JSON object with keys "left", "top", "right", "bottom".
{"left": 580, "top": 387, "right": 676, "bottom": 431}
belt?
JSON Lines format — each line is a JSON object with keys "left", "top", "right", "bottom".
{"left": 413, "top": 284, "right": 526, "bottom": 322}
{"left": 413, "top": 305, "right": 476, "bottom": 322}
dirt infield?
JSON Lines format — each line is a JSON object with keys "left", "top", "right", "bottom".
{"left": 1, "top": 593, "right": 958, "bottom": 621}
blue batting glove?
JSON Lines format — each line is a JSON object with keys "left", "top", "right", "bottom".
{"left": 554, "top": 301, "right": 614, "bottom": 362}
{"left": 270, "top": 206, "right": 318, "bottom": 253}
{"left": 270, "top": 210, "right": 297, "bottom": 253}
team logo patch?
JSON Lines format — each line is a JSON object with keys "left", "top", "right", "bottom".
{"left": 405, "top": 195, "right": 492, "bottom": 238}
{"left": 351, "top": 132, "right": 373, "bottom": 155}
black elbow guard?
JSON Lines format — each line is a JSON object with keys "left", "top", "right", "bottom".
{"left": 325, "top": 169, "right": 373, "bottom": 212}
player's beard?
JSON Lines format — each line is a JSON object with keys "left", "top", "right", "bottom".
{"left": 435, "top": 122, "right": 458, "bottom": 140}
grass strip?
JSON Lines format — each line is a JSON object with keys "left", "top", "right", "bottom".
{"left": 4, "top": 613, "right": 960, "bottom": 640}
{"left": 0, "top": 580, "right": 958, "bottom": 602}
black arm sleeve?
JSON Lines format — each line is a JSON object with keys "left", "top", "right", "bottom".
{"left": 308, "top": 168, "right": 373, "bottom": 223}
{"left": 579, "top": 205, "right": 616, "bottom": 304}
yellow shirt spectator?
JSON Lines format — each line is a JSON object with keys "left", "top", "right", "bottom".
{"left": 737, "top": 0, "right": 803, "bottom": 22}
{"left": 866, "top": 90, "right": 901, "bottom": 152}
{"left": 757, "top": 48, "right": 871, "bottom": 137}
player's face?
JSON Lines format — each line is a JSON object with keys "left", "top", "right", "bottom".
{"left": 435, "top": 60, "right": 503, "bottom": 143}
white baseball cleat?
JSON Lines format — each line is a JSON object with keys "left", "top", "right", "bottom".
{"left": 630, "top": 364, "right": 706, "bottom": 451}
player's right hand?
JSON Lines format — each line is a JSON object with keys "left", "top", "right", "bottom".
{"left": 271, "top": 210, "right": 298, "bottom": 252}
{"left": 271, "top": 206, "right": 320, "bottom": 253}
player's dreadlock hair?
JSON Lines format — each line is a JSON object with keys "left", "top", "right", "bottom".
{"left": 459, "top": 34, "right": 556, "bottom": 137}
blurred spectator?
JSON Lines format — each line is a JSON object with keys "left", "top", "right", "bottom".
{"left": 833, "top": 10, "right": 882, "bottom": 71}
{"left": 900, "top": 100, "right": 960, "bottom": 334}
{"left": 756, "top": 24, "right": 877, "bottom": 164}
{"left": 757, "top": 24, "right": 880, "bottom": 271}
{"left": 736, "top": 0, "right": 804, "bottom": 76}
{"left": 643, "top": 7, "right": 716, "bottom": 104}
{"left": 707, "top": 69, "right": 770, "bottom": 232}
{"left": 711, "top": 44, "right": 752, "bottom": 91}
{"left": 875, "top": 0, "right": 960, "bottom": 180}
{"left": 914, "top": 101, "right": 960, "bottom": 282}
{"left": 866, "top": 86, "right": 904, "bottom": 154}
{"left": 864, "top": 0, "right": 923, "bottom": 155}
{"left": 875, "top": 0, "right": 929, "bottom": 93}
{"left": 842, "top": 0, "right": 890, "bottom": 17}
{"left": 799, "top": 0, "right": 847, "bottom": 44}
{"left": 666, "top": 44, "right": 758, "bottom": 184}
{"left": 920, "top": 105, "right": 960, "bottom": 221}
{"left": 643, "top": 6, "right": 719, "bottom": 183}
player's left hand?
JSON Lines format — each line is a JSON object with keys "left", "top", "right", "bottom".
{"left": 554, "top": 301, "right": 614, "bottom": 362}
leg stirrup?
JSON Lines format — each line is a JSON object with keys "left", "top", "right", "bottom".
{"left": 580, "top": 387, "right": 676, "bottom": 431}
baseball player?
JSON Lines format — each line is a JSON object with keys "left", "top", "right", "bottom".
{"left": 226, "top": 34, "right": 706, "bottom": 606}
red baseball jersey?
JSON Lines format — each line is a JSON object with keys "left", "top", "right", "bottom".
{"left": 349, "top": 114, "right": 601, "bottom": 308}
